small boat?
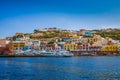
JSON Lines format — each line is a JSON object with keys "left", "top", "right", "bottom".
{"left": 57, "top": 50, "right": 74, "bottom": 57}
{"left": 39, "top": 50, "right": 74, "bottom": 57}
{"left": 15, "top": 49, "right": 35, "bottom": 56}
{"left": 15, "top": 50, "right": 25, "bottom": 55}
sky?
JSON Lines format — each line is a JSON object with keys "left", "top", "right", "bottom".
{"left": 0, "top": 0, "right": 120, "bottom": 38}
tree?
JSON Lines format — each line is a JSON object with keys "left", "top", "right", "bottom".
{"left": 48, "top": 40, "right": 55, "bottom": 44}
{"left": 12, "top": 36, "right": 17, "bottom": 41}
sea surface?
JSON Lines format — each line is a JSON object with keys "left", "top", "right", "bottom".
{"left": 0, "top": 56, "right": 120, "bottom": 80}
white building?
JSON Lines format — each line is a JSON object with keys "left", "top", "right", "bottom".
{"left": 118, "top": 45, "right": 120, "bottom": 52}
{"left": 32, "top": 40, "right": 41, "bottom": 50}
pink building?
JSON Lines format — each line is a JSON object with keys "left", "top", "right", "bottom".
{"left": 0, "top": 39, "right": 11, "bottom": 55}
{"left": 0, "top": 39, "right": 10, "bottom": 47}
{"left": 73, "top": 44, "right": 102, "bottom": 55}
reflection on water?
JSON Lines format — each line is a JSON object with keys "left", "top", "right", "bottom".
{"left": 0, "top": 57, "right": 120, "bottom": 80}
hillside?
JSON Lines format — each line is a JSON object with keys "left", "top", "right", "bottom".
{"left": 93, "top": 28, "right": 120, "bottom": 40}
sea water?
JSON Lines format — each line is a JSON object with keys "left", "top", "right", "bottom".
{"left": 0, "top": 56, "right": 120, "bottom": 80}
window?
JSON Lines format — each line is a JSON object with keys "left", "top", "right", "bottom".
{"left": 16, "top": 47, "right": 18, "bottom": 50}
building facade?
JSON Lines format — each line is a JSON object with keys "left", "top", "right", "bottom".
{"left": 101, "top": 45, "right": 118, "bottom": 52}
{"left": 0, "top": 39, "right": 10, "bottom": 47}
{"left": 9, "top": 41, "right": 26, "bottom": 54}
{"left": 64, "top": 43, "right": 77, "bottom": 51}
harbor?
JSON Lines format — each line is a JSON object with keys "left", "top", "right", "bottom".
{"left": 0, "top": 0, "right": 120, "bottom": 80}
{"left": 0, "top": 28, "right": 120, "bottom": 57}
{"left": 0, "top": 49, "right": 74, "bottom": 57}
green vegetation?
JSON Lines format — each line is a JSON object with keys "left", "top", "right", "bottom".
{"left": 93, "top": 28, "right": 120, "bottom": 40}
{"left": 11, "top": 28, "right": 120, "bottom": 42}
{"left": 48, "top": 40, "right": 55, "bottom": 44}
{"left": 12, "top": 35, "right": 23, "bottom": 40}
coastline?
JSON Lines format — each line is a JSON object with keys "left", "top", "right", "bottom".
{"left": 0, "top": 54, "right": 120, "bottom": 57}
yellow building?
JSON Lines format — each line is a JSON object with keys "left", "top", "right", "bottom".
{"left": 101, "top": 45, "right": 118, "bottom": 52}
{"left": 71, "top": 36, "right": 80, "bottom": 39}
{"left": 86, "top": 35, "right": 101, "bottom": 44}
{"left": 64, "top": 43, "right": 77, "bottom": 51}
{"left": 86, "top": 38, "right": 98, "bottom": 43}
{"left": 105, "top": 37, "right": 112, "bottom": 41}
{"left": 71, "top": 36, "right": 81, "bottom": 43}
{"left": 9, "top": 41, "right": 26, "bottom": 54}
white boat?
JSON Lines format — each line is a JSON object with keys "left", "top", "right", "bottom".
{"left": 40, "top": 51, "right": 57, "bottom": 57}
{"left": 39, "top": 50, "right": 74, "bottom": 57}
{"left": 57, "top": 50, "right": 74, "bottom": 57}
{"left": 15, "top": 50, "right": 25, "bottom": 55}
{"left": 15, "top": 49, "right": 35, "bottom": 56}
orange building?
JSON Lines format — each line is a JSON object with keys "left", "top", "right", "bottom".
{"left": 9, "top": 41, "right": 26, "bottom": 55}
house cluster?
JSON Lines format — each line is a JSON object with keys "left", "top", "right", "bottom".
{"left": 0, "top": 28, "right": 120, "bottom": 56}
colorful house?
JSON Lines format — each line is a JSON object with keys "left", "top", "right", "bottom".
{"left": 61, "top": 38, "right": 71, "bottom": 41}
{"left": 118, "top": 45, "right": 120, "bottom": 52}
{"left": 22, "top": 46, "right": 30, "bottom": 51}
{"left": 77, "top": 44, "right": 90, "bottom": 51}
{"left": 9, "top": 41, "right": 26, "bottom": 54}
{"left": 0, "top": 39, "right": 10, "bottom": 47}
{"left": 57, "top": 42, "right": 65, "bottom": 49}
{"left": 64, "top": 43, "right": 77, "bottom": 51}
{"left": 45, "top": 44, "right": 55, "bottom": 51}
{"left": 101, "top": 45, "right": 118, "bottom": 52}
{"left": 85, "top": 32, "right": 93, "bottom": 37}
{"left": 71, "top": 36, "right": 80, "bottom": 39}
{"left": 86, "top": 35, "right": 101, "bottom": 44}
{"left": 58, "top": 44, "right": 64, "bottom": 49}
{"left": 89, "top": 46, "right": 102, "bottom": 52}
{"left": 79, "top": 29, "right": 87, "bottom": 36}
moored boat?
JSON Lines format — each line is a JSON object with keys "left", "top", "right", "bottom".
{"left": 39, "top": 50, "right": 74, "bottom": 57}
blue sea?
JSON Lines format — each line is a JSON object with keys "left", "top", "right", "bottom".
{"left": 0, "top": 56, "right": 120, "bottom": 80}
